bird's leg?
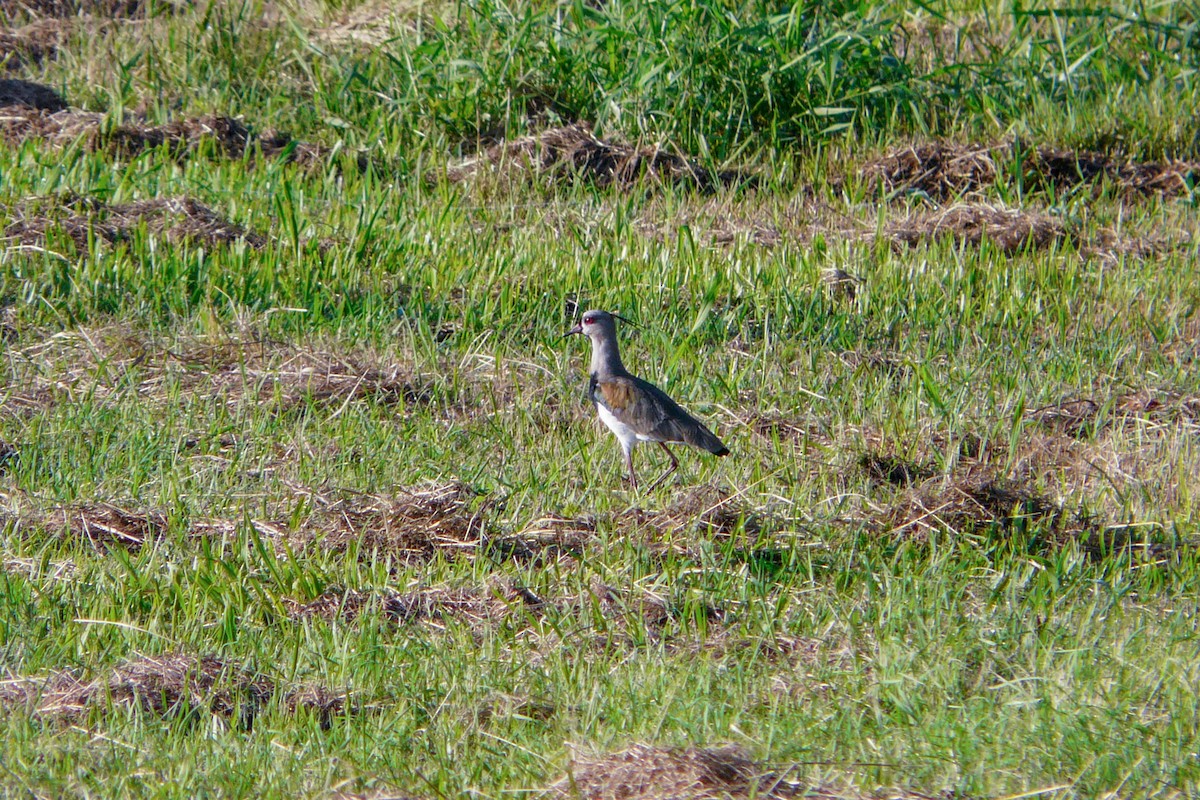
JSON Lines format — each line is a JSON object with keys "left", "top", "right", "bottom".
{"left": 646, "top": 442, "right": 679, "bottom": 492}
{"left": 623, "top": 444, "right": 638, "bottom": 490}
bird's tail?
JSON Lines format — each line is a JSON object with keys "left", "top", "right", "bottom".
{"left": 687, "top": 422, "right": 730, "bottom": 457}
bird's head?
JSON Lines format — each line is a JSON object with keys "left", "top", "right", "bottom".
{"left": 564, "top": 309, "right": 635, "bottom": 341}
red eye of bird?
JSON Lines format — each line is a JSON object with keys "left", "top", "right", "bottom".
{"left": 583, "top": 315, "right": 595, "bottom": 325}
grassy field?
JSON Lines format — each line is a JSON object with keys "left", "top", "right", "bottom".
{"left": 1, "top": 0, "right": 1199, "bottom": 798}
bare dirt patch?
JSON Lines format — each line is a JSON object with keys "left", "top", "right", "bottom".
{"left": 0, "top": 652, "right": 346, "bottom": 727}
{"left": 442, "top": 122, "right": 747, "bottom": 192}
{"left": 3, "top": 194, "right": 269, "bottom": 251}
{"left": 885, "top": 204, "right": 1068, "bottom": 254}
{"left": 863, "top": 140, "right": 1200, "bottom": 200}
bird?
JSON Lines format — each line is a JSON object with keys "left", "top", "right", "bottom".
{"left": 564, "top": 309, "right": 729, "bottom": 491}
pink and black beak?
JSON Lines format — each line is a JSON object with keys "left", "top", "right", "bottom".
{"left": 563, "top": 321, "right": 583, "bottom": 339}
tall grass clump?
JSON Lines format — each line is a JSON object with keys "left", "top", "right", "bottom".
{"left": 384, "top": 0, "right": 913, "bottom": 157}
{"left": 377, "top": 0, "right": 1200, "bottom": 159}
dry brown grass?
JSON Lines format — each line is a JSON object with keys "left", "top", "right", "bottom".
{"left": 0, "top": 653, "right": 267, "bottom": 721}
{"left": 862, "top": 142, "right": 999, "bottom": 201}
{"left": 552, "top": 744, "right": 801, "bottom": 800}
{"left": 0, "top": 104, "right": 353, "bottom": 169}
{"left": 863, "top": 140, "right": 1200, "bottom": 200}
{"left": 442, "top": 122, "right": 747, "bottom": 192}
{"left": 286, "top": 577, "right": 732, "bottom": 657}
{"left": 3, "top": 194, "right": 269, "bottom": 251}
{"left": 97, "top": 114, "right": 330, "bottom": 166}
{"left": 0, "top": 652, "right": 346, "bottom": 726}
{"left": 308, "top": 481, "right": 492, "bottom": 563}
{"left": 873, "top": 454, "right": 1183, "bottom": 560}
{"left": 0, "top": 328, "right": 449, "bottom": 422}
{"left": 0, "top": 19, "right": 68, "bottom": 71}
{"left": 550, "top": 744, "right": 954, "bottom": 800}
{"left": 0, "top": 0, "right": 187, "bottom": 20}
{"left": 1027, "top": 391, "right": 1200, "bottom": 439}
{"left": 46, "top": 502, "right": 169, "bottom": 551}
{"left": 884, "top": 204, "right": 1069, "bottom": 254}
{"left": 625, "top": 484, "right": 770, "bottom": 538}
{"left": 286, "top": 583, "right": 525, "bottom": 626}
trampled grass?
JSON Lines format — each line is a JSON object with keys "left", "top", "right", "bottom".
{"left": 2, "top": 0, "right": 1200, "bottom": 798}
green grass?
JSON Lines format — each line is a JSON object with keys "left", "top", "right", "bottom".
{"left": 2, "top": 0, "right": 1200, "bottom": 798}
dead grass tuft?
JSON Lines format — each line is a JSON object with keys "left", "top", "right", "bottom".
{"left": 0, "top": 20, "right": 68, "bottom": 71}
{"left": 282, "top": 684, "right": 349, "bottom": 727}
{"left": 1022, "top": 146, "right": 1199, "bottom": 197}
{"left": 874, "top": 466, "right": 1172, "bottom": 559}
{"left": 0, "top": 105, "right": 100, "bottom": 146}
{"left": 492, "top": 513, "right": 597, "bottom": 562}
{"left": 1028, "top": 391, "right": 1200, "bottom": 438}
{"left": 286, "top": 584, "right": 525, "bottom": 626}
{"left": 0, "top": 652, "right": 351, "bottom": 727}
{"left": 1, "top": 330, "right": 447, "bottom": 424}
{"left": 885, "top": 204, "right": 1068, "bottom": 254}
{"left": 551, "top": 744, "right": 806, "bottom": 800}
{"left": 1, "top": 0, "right": 188, "bottom": 21}
{"left": 0, "top": 653, "right": 269, "bottom": 723}
{"left": 43, "top": 502, "right": 168, "bottom": 551}
{"left": 442, "top": 122, "right": 747, "bottom": 192}
{"left": 0, "top": 77, "right": 65, "bottom": 109}
{"left": 864, "top": 140, "right": 1200, "bottom": 200}
{"left": 747, "top": 413, "right": 826, "bottom": 444}
{"left": 285, "top": 579, "right": 726, "bottom": 655}
{"left": 880, "top": 465, "right": 1065, "bottom": 542}
{"left": 313, "top": 482, "right": 492, "bottom": 563}
{"left": 0, "top": 108, "right": 355, "bottom": 170}
{"left": 3, "top": 194, "right": 268, "bottom": 250}
{"left": 862, "top": 141, "right": 998, "bottom": 201}
{"left": 629, "top": 485, "right": 764, "bottom": 537}
{"left": 95, "top": 114, "right": 330, "bottom": 167}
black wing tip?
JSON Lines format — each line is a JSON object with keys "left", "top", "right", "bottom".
{"left": 713, "top": 445, "right": 731, "bottom": 457}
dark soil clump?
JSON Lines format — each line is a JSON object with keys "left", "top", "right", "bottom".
{"left": 0, "top": 77, "right": 65, "bottom": 109}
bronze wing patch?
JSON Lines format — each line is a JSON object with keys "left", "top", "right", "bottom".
{"left": 595, "top": 378, "right": 637, "bottom": 413}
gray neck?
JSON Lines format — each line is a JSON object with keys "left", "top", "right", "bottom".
{"left": 589, "top": 333, "right": 627, "bottom": 377}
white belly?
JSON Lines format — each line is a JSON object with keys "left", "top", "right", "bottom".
{"left": 596, "top": 404, "right": 652, "bottom": 450}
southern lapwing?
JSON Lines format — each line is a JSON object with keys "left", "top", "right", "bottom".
{"left": 565, "top": 309, "right": 729, "bottom": 491}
